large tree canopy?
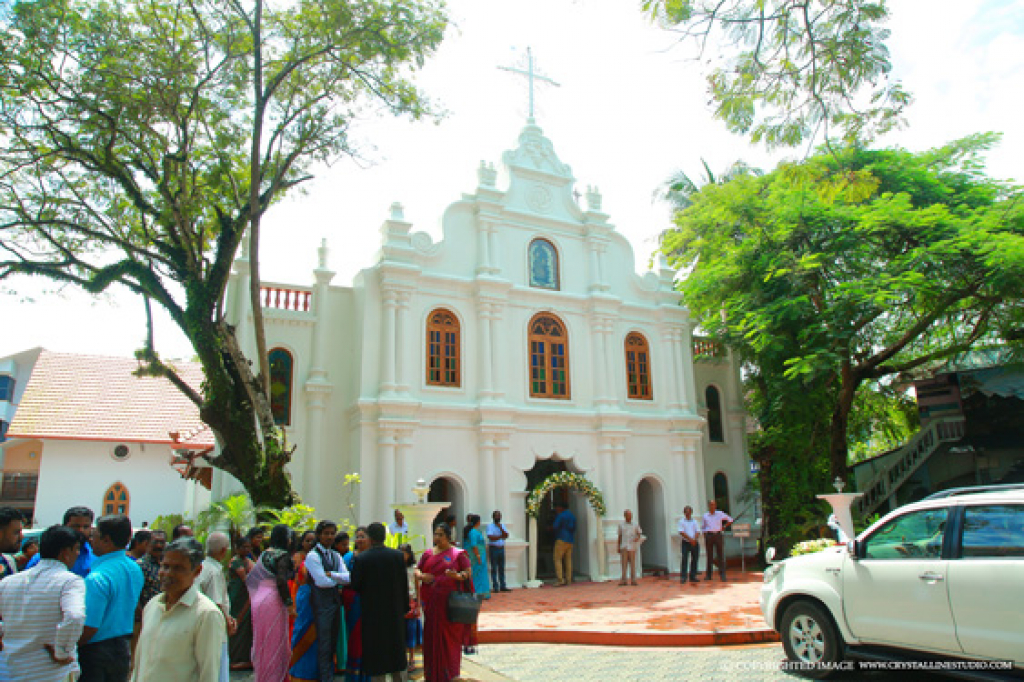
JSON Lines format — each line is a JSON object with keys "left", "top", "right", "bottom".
{"left": 0, "top": 0, "right": 447, "bottom": 505}
{"left": 661, "top": 134, "right": 1024, "bottom": 544}
{"left": 643, "top": 0, "right": 911, "bottom": 149}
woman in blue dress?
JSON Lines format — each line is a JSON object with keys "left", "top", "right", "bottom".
{"left": 463, "top": 514, "right": 490, "bottom": 600}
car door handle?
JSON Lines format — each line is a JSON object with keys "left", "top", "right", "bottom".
{"left": 919, "top": 572, "right": 944, "bottom": 582}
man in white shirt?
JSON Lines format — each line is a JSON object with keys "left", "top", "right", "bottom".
{"left": 617, "top": 509, "right": 643, "bottom": 587}
{"left": 196, "top": 532, "right": 235, "bottom": 682}
{"left": 132, "top": 538, "right": 225, "bottom": 682}
{"left": 701, "top": 500, "right": 734, "bottom": 582}
{"left": 677, "top": 506, "right": 701, "bottom": 584}
{"left": 304, "top": 521, "right": 350, "bottom": 682}
{"left": 0, "top": 525, "right": 85, "bottom": 682}
{"left": 388, "top": 510, "right": 409, "bottom": 537}
{"left": 485, "top": 510, "right": 511, "bottom": 593}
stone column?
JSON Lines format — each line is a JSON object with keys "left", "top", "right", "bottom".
{"left": 591, "top": 317, "right": 611, "bottom": 405}
{"left": 394, "top": 429, "right": 413, "bottom": 504}
{"left": 494, "top": 436, "right": 510, "bottom": 512}
{"left": 378, "top": 428, "right": 396, "bottom": 519}
{"left": 488, "top": 306, "right": 504, "bottom": 400}
{"left": 303, "top": 240, "right": 335, "bottom": 500}
{"left": 395, "top": 290, "right": 411, "bottom": 394}
{"left": 680, "top": 323, "right": 697, "bottom": 413}
{"left": 479, "top": 434, "right": 495, "bottom": 512}
{"left": 380, "top": 288, "right": 398, "bottom": 395}
{"left": 661, "top": 328, "right": 682, "bottom": 411}
{"left": 479, "top": 302, "right": 495, "bottom": 400}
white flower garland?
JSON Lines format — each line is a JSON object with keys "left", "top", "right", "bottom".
{"left": 525, "top": 471, "right": 606, "bottom": 517}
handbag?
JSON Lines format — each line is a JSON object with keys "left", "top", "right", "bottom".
{"left": 446, "top": 579, "right": 481, "bottom": 625}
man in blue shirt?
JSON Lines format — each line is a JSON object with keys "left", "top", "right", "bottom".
{"left": 25, "top": 505, "right": 95, "bottom": 577}
{"left": 551, "top": 503, "right": 576, "bottom": 586}
{"left": 78, "top": 514, "right": 144, "bottom": 682}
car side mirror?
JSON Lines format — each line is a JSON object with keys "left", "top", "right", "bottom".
{"left": 847, "top": 540, "right": 859, "bottom": 560}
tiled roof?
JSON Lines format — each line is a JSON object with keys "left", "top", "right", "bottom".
{"left": 7, "top": 351, "right": 215, "bottom": 447}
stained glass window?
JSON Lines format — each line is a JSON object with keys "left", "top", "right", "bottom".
{"left": 269, "top": 348, "right": 293, "bottom": 426}
{"left": 528, "top": 239, "right": 559, "bottom": 290}
{"left": 529, "top": 314, "right": 570, "bottom": 399}
{"left": 102, "top": 482, "right": 129, "bottom": 516}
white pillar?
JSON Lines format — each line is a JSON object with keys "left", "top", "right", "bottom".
{"left": 680, "top": 324, "right": 697, "bottom": 412}
{"left": 378, "top": 429, "right": 396, "bottom": 518}
{"left": 395, "top": 290, "right": 410, "bottom": 393}
{"left": 395, "top": 430, "right": 413, "bottom": 504}
{"left": 380, "top": 289, "right": 398, "bottom": 394}
{"left": 592, "top": 318, "right": 610, "bottom": 404}
{"left": 479, "top": 435, "right": 495, "bottom": 512}
{"left": 479, "top": 303, "right": 494, "bottom": 399}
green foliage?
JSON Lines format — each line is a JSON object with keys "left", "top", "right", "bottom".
{"left": 0, "top": 0, "right": 447, "bottom": 507}
{"left": 643, "top": 0, "right": 911, "bottom": 148}
{"left": 265, "top": 504, "right": 318, "bottom": 532}
{"left": 661, "top": 134, "right": 1024, "bottom": 545}
{"left": 199, "top": 493, "right": 268, "bottom": 540}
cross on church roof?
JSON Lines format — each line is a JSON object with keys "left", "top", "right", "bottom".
{"left": 498, "top": 47, "right": 560, "bottom": 123}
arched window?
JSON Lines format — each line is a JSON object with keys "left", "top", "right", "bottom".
{"left": 528, "top": 238, "right": 560, "bottom": 290}
{"left": 706, "top": 385, "right": 724, "bottom": 442}
{"left": 426, "top": 309, "right": 461, "bottom": 387}
{"left": 529, "top": 313, "right": 570, "bottom": 399}
{"left": 103, "top": 482, "right": 130, "bottom": 516}
{"left": 624, "top": 332, "right": 653, "bottom": 400}
{"left": 269, "top": 348, "right": 293, "bottom": 426}
{"left": 713, "top": 472, "right": 731, "bottom": 515}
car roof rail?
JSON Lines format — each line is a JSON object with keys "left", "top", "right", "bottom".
{"left": 924, "top": 483, "right": 1024, "bottom": 500}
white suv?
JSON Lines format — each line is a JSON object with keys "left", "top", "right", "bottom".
{"left": 760, "top": 487, "right": 1024, "bottom": 676}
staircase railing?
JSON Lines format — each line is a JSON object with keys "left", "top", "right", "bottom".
{"left": 854, "top": 418, "right": 966, "bottom": 518}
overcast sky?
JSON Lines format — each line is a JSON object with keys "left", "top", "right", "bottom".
{"left": 3, "top": 0, "right": 1022, "bottom": 360}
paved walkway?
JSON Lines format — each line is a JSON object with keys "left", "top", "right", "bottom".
{"left": 477, "top": 571, "right": 775, "bottom": 646}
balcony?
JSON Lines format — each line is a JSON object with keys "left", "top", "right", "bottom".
{"left": 1, "top": 471, "right": 38, "bottom": 502}
{"left": 693, "top": 336, "right": 726, "bottom": 360}
{"left": 259, "top": 285, "right": 312, "bottom": 312}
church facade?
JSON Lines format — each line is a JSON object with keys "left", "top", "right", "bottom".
{"left": 221, "top": 121, "right": 752, "bottom": 584}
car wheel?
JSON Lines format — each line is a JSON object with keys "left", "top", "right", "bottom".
{"left": 780, "top": 600, "right": 844, "bottom": 678}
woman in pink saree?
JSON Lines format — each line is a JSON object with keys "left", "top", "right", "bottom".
{"left": 246, "top": 524, "right": 296, "bottom": 682}
{"left": 415, "top": 524, "right": 472, "bottom": 682}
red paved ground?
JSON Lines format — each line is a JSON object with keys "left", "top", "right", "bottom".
{"left": 476, "top": 571, "right": 779, "bottom": 646}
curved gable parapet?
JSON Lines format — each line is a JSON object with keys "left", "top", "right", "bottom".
{"left": 501, "top": 123, "right": 584, "bottom": 225}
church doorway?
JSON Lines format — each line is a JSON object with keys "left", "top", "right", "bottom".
{"left": 428, "top": 475, "right": 465, "bottom": 540}
{"left": 637, "top": 477, "right": 668, "bottom": 574}
{"left": 523, "top": 459, "right": 591, "bottom": 581}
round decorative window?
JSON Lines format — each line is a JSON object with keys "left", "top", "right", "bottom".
{"left": 111, "top": 444, "right": 131, "bottom": 461}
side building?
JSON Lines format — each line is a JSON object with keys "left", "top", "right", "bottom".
{"left": 222, "top": 120, "right": 753, "bottom": 583}
{"left": 1, "top": 349, "right": 214, "bottom": 526}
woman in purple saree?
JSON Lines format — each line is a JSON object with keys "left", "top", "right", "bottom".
{"left": 415, "top": 524, "right": 472, "bottom": 682}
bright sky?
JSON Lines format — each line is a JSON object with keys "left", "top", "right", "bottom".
{"left": 2, "top": 0, "right": 1022, "bottom": 360}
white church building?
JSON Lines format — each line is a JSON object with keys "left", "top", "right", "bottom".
{"left": 220, "top": 119, "right": 752, "bottom": 584}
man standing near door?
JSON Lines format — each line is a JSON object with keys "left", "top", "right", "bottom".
{"left": 551, "top": 504, "right": 576, "bottom": 587}
{"left": 702, "top": 500, "right": 733, "bottom": 582}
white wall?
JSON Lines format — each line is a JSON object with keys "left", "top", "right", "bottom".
{"left": 33, "top": 440, "right": 200, "bottom": 527}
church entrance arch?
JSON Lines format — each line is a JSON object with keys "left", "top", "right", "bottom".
{"left": 523, "top": 459, "right": 566, "bottom": 579}
{"left": 637, "top": 476, "right": 668, "bottom": 574}
{"left": 428, "top": 475, "right": 465, "bottom": 537}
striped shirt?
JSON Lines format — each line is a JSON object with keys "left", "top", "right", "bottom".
{"left": 0, "top": 559, "right": 86, "bottom": 682}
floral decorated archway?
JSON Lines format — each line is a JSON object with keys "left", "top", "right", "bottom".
{"left": 526, "top": 471, "right": 606, "bottom": 517}
{"left": 523, "top": 471, "right": 607, "bottom": 585}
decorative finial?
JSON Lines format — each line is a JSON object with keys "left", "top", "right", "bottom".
{"left": 317, "top": 238, "right": 329, "bottom": 269}
{"left": 477, "top": 161, "right": 497, "bottom": 187}
{"left": 586, "top": 185, "right": 603, "bottom": 211}
{"left": 390, "top": 202, "right": 405, "bottom": 221}
{"left": 833, "top": 476, "right": 846, "bottom": 493}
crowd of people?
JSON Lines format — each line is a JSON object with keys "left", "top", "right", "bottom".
{"left": 0, "top": 504, "right": 511, "bottom": 682}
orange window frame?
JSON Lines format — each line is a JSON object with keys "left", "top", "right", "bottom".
{"left": 426, "top": 309, "right": 461, "bottom": 387}
{"left": 529, "top": 313, "right": 571, "bottom": 399}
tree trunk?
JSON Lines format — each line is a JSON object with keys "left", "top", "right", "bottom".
{"left": 188, "top": 313, "right": 296, "bottom": 508}
{"left": 829, "top": 363, "right": 862, "bottom": 484}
